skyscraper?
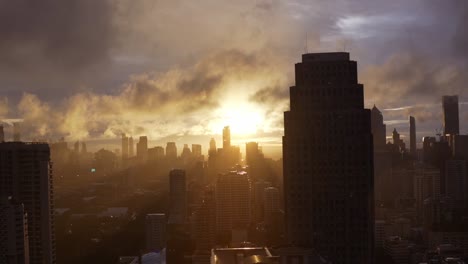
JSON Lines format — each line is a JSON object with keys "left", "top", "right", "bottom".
{"left": 136, "top": 136, "right": 148, "bottom": 162}
{"left": 410, "top": 116, "right": 416, "bottom": 157}
{"left": 223, "top": 126, "right": 231, "bottom": 149}
{"left": 166, "top": 142, "right": 178, "bottom": 160}
{"left": 283, "top": 53, "right": 374, "bottom": 263}
{"left": 209, "top": 138, "right": 216, "bottom": 153}
{"left": 169, "top": 169, "right": 186, "bottom": 224}
{"left": 128, "top": 137, "right": 134, "bottom": 157}
{"left": 443, "top": 95, "right": 459, "bottom": 135}
{"left": 371, "top": 105, "right": 386, "bottom": 150}
{"left": 13, "top": 123, "right": 20, "bottom": 142}
{"left": 215, "top": 170, "right": 251, "bottom": 237}
{"left": 0, "top": 142, "right": 56, "bottom": 264}
{"left": 0, "top": 197, "right": 29, "bottom": 264}
{"left": 121, "top": 134, "right": 129, "bottom": 161}
{"left": 145, "top": 213, "right": 166, "bottom": 251}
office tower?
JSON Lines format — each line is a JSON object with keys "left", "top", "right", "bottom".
{"left": 445, "top": 160, "right": 467, "bottom": 205}
{"left": 263, "top": 187, "right": 280, "bottom": 226}
{"left": 414, "top": 166, "right": 441, "bottom": 222}
{"left": 223, "top": 126, "right": 231, "bottom": 149}
{"left": 252, "top": 180, "right": 271, "bottom": 222}
{"left": 121, "top": 134, "right": 129, "bottom": 160}
{"left": 192, "top": 144, "right": 202, "bottom": 158}
{"left": 215, "top": 171, "right": 251, "bottom": 236}
{"left": 180, "top": 144, "right": 192, "bottom": 161}
{"left": 371, "top": 105, "right": 387, "bottom": 150}
{"left": 209, "top": 138, "right": 216, "bottom": 153}
{"left": 410, "top": 116, "right": 416, "bottom": 156}
{"left": 148, "top": 146, "right": 164, "bottom": 161}
{"left": 0, "top": 142, "right": 56, "bottom": 264}
{"left": 443, "top": 95, "right": 459, "bottom": 135}
{"left": 145, "top": 213, "right": 166, "bottom": 251}
{"left": 283, "top": 53, "right": 374, "bottom": 263}
{"left": 136, "top": 136, "right": 148, "bottom": 162}
{"left": 166, "top": 142, "right": 177, "bottom": 160}
{"left": 0, "top": 197, "right": 29, "bottom": 264}
{"left": 169, "top": 169, "right": 186, "bottom": 224}
{"left": 81, "top": 142, "right": 87, "bottom": 154}
{"left": 192, "top": 188, "right": 216, "bottom": 250}
{"left": 246, "top": 142, "right": 260, "bottom": 165}
{"left": 13, "top": 123, "right": 20, "bottom": 142}
{"left": 0, "top": 125, "right": 4, "bottom": 142}
{"left": 128, "top": 137, "right": 134, "bottom": 157}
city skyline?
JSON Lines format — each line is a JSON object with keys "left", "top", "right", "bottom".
{"left": 1, "top": 1, "right": 468, "bottom": 157}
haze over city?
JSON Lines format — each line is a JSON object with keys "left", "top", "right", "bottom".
{"left": 1, "top": 1, "right": 468, "bottom": 158}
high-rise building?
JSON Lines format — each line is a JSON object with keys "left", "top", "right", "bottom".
{"left": 410, "top": 116, "right": 416, "bottom": 156}
{"left": 223, "top": 126, "right": 231, "bottom": 149}
{"left": 371, "top": 105, "right": 387, "bottom": 150}
{"left": 209, "top": 138, "right": 216, "bottom": 153}
{"left": 443, "top": 95, "right": 459, "bottom": 135}
{"left": 13, "top": 123, "right": 20, "bottom": 142}
{"left": 169, "top": 169, "right": 186, "bottom": 224}
{"left": 0, "top": 142, "right": 56, "bottom": 264}
{"left": 252, "top": 180, "right": 271, "bottom": 223}
{"left": 121, "top": 134, "right": 129, "bottom": 161}
{"left": 0, "top": 197, "right": 29, "bottom": 264}
{"left": 445, "top": 159, "right": 467, "bottom": 205}
{"left": 216, "top": 171, "right": 251, "bottom": 236}
{"left": 192, "top": 144, "right": 202, "bottom": 158}
{"left": 148, "top": 146, "right": 164, "bottom": 161}
{"left": 0, "top": 125, "right": 4, "bottom": 142}
{"left": 166, "top": 142, "right": 177, "bottom": 160}
{"left": 128, "top": 137, "right": 134, "bottom": 157}
{"left": 263, "top": 187, "right": 280, "bottom": 226}
{"left": 192, "top": 188, "right": 216, "bottom": 250}
{"left": 145, "top": 213, "right": 166, "bottom": 251}
{"left": 283, "top": 53, "right": 374, "bottom": 263}
{"left": 136, "top": 136, "right": 148, "bottom": 162}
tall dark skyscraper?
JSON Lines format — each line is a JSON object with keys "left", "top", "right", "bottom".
{"left": 371, "top": 105, "right": 386, "bottom": 150}
{"left": 0, "top": 125, "right": 4, "bottom": 142}
{"left": 0, "top": 142, "right": 56, "bottom": 264}
{"left": 283, "top": 53, "right": 374, "bottom": 263}
{"left": 410, "top": 116, "right": 416, "bottom": 156}
{"left": 442, "top": 95, "right": 459, "bottom": 135}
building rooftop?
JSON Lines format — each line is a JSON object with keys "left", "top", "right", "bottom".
{"left": 302, "top": 52, "right": 350, "bottom": 62}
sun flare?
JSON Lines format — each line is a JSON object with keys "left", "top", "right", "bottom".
{"left": 211, "top": 103, "right": 264, "bottom": 136}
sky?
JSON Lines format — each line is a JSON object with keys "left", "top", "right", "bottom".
{"left": 0, "top": 0, "right": 467, "bottom": 159}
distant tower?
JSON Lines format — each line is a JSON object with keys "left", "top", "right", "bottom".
{"left": 209, "top": 138, "right": 216, "bottom": 153}
{"left": 0, "top": 125, "right": 4, "bottom": 142}
{"left": 136, "top": 136, "right": 148, "bottom": 162}
{"left": 443, "top": 95, "right": 459, "bottom": 135}
{"left": 169, "top": 169, "right": 187, "bottom": 224}
{"left": 371, "top": 105, "right": 387, "bottom": 149}
{"left": 410, "top": 116, "right": 416, "bottom": 156}
{"left": 13, "top": 123, "right": 20, "bottom": 142}
{"left": 145, "top": 213, "right": 166, "bottom": 251}
{"left": 263, "top": 187, "right": 280, "bottom": 226}
{"left": 222, "top": 126, "right": 231, "bottom": 149}
{"left": 128, "top": 137, "right": 134, "bottom": 157}
{"left": 192, "top": 144, "right": 202, "bottom": 158}
{"left": 81, "top": 142, "right": 87, "bottom": 154}
{"left": 121, "top": 134, "right": 129, "bottom": 160}
{"left": 393, "top": 128, "right": 400, "bottom": 145}
{"left": 166, "top": 142, "right": 178, "bottom": 160}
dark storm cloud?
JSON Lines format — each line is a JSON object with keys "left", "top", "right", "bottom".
{"left": 249, "top": 85, "right": 288, "bottom": 104}
{"left": 0, "top": 0, "right": 115, "bottom": 71}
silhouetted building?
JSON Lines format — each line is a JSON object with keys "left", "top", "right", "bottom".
{"left": 13, "top": 123, "right": 20, "bottom": 142}
{"left": 0, "top": 142, "right": 56, "bottom": 264}
{"left": 209, "top": 138, "right": 216, "bottom": 153}
{"left": 0, "top": 125, "right": 4, "bottom": 142}
{"left": 263, "top": 187, "right": 280, "bottom": 227}
{"left": 0, "top": 197, "right": 29, "bottom": 264}
{"left": 148, "top": 146, "right": 164, "bottom": 161}
{"left": 443, "top": 95, "right": 459, "bottom": 135}
{"left": 166, "top": 142, "right": 177, "bottom": 161}
{"left": 169, "top": 169, "right": 187, "bottom": 224}
{"left": 128, "top": 137, "right": 134, "bottom": 157}
{"left": 283, "top": 52, "right": 374, "bottom": 263}
{"left": 392, "top": 128, "right": 406, "bottom": 152}
{"left": 223, "top": 126, "right": 231, "bottom": 149}
{"left": 252, "top": 180, "right": 271, "bottom": 223}
{"left": 192, "top": 144, "right": 202, "bottom": 158}
{"left": 192, "top": 187, "right": 216, "bottom": 250}
{"left": 146, "top": 213, "right": 166, "bottom": 251}
{"left": 410, "top": 116, "right": 416, "bottom": 157}
{"left": 136, "top": 136, "right": 148, "bottom": 162}
{"left": 371, "top": 105, "right": 387, "bottom": 150}
{"left": 121, "top": 134, "right": 129, "bottom": 161}
{"left": 445, "top": 159, "right": 467, "bottom": 205}
{"left": 216, "top": 170, "right": 251, "bottom": 238}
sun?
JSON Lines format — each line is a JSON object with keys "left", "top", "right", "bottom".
{"left": 211, "top": 103, "right": 264, "bottom": 136}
